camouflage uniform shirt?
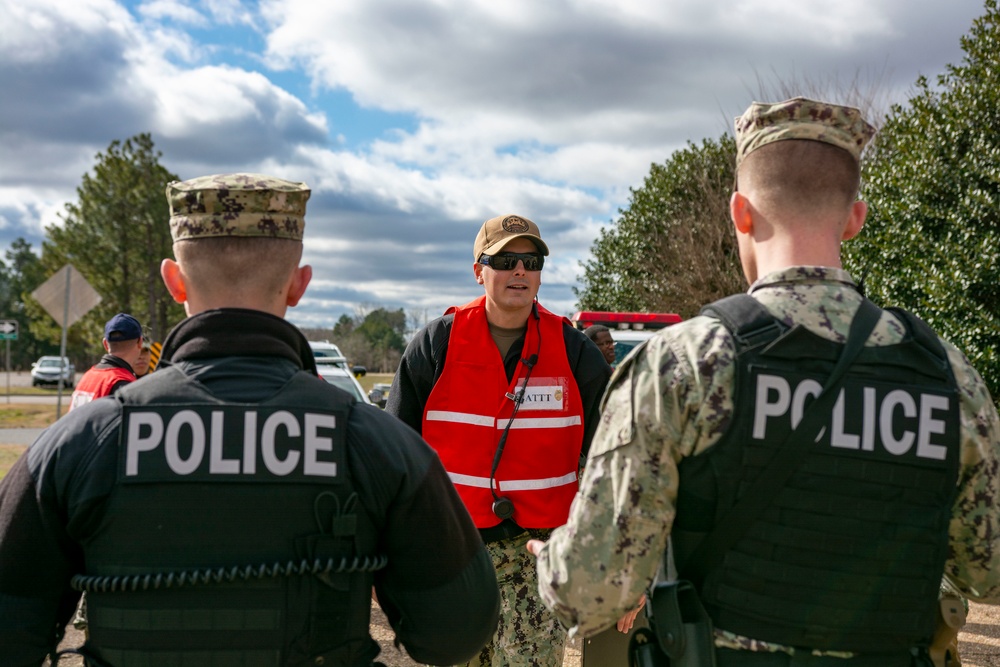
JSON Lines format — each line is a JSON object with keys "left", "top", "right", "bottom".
{"left": 536, "top": 266, "right": 1000, "bottom": 650}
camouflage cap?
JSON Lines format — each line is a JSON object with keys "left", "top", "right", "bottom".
{"left": 473, "top": 214, "right": 550, "bottom": 260}
{"left": 734, "top": 97, "right": 876, "bottom": 167}
{"left": 166, "top": 173, "right": 311, "bottom": 241}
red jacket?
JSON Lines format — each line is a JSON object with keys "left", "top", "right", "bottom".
{"left": 422, "top": 297, "right": 584, "bottom": 528}
{"left": 70, "top": 365, "right": 135, "bottom": 411}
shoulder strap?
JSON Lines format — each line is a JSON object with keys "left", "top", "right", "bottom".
{"left": 886, "top": 307, "right": 951, "bottom": 370}
{"left": 700, "top": 294, "right": 787, "bottom": 352}
{"left": 680, "top": 298, "right": 883, "bottom": 585}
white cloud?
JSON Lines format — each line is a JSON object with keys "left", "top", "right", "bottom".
{"left": 0, "top": 0, "right": 133, "bottom": 61}
{"left": 203, "top": 0, "right": 256, "bottom": 26}
{"left": 0, "top": 0, "right": 988, "bottom": 330}
{"left": 137, "top": 0, "right": 206, "bottom": 25}
{"left": 259, "top": 0, "right": 902, "bottom": 135}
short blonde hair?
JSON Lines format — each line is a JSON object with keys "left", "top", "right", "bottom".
{"left": 738, "top": 139, "right": 860, "bottom": 218}
{"left": 174, "top": 237, "right": 303, "bottom": 300}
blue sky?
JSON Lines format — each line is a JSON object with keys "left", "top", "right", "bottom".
{"left": 0, "top": 0, "right": 988, "bottom": 332}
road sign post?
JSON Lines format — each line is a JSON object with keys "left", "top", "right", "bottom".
{"left": 0, "top": 320, "right": 17, "bottom": 404}
{"left": 31, "top": 265, "right": 102, "bottom": 418}
{"left": 0, "top": 320, "right": 17, "bottom": 340}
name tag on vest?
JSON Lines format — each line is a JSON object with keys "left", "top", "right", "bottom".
{"left": 749, "top": 370, "right": 959, "bottom": 463}
{"left": 120, "top": 405, "right": 348, "bottom": 483}
{"left": 517, "top": 384, "right": 565, "bottom": 411}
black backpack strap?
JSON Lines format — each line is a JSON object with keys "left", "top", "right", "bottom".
{"left": 700, "top": 294, "right": 787, "bottom": 352}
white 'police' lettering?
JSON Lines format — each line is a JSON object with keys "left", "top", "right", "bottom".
{"left": 125, "top": 408, "right": 340, "bottom": 478}
{"left": 752, "top": 374, "right": 950, "bottom": 460}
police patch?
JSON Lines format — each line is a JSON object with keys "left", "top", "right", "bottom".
{"left": 120, "top": 404, "right": 348, "bottom": 484}
{"left": 749, "top": 369, "right": 960, "bottom": 464}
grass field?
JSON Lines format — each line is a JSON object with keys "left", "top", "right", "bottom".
{"left": 0, "top": 403, "right": 56, "bottom": 479}
{"left": 1, "top": 386, "right": 71, "bottom": 398}
{"left": 0, "top": 445, "right": 26, "bottom": 479}
{"left": 0, "top": 403, "right": 64, "bottom": 428}
{"left": 357, "top": 372, "right": 394, "bottom": 393}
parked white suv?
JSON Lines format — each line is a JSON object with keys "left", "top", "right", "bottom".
{"left": 308, "top": 340, "right": 367, "bottom": 377}
{"left": 31, "top": 355, "right": 75, "bottom": 388}
{"left": 317, "top": 365, "right": 373, "bottom": 405}
{"left": 309, "top": 340, "right": 349, "bottom": 368}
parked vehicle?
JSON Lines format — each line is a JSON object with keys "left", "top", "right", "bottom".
{"left": 30, "top": 355, "right": 75, "bottom": 388}
{"left": 570, "top": 311, "right": 683, "bottom": 366}
{"left": 317, "top": 365, "right": 373, "bottom": 405}
{"left": 308, "top": 340, "right": 367, "bottom": 377}
{"left": 368, "top": 382, "right": 392, "bottom": 409}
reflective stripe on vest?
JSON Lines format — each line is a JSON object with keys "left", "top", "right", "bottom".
{"left": 426, "top": 410, "right": 582, "bottom": 430}
{"left": 448, "top": 471, "right": 578, "bottom": 492}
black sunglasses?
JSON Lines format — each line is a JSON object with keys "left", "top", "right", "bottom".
{"left": 478, "top": 252, "right": 545, "bottom": 271}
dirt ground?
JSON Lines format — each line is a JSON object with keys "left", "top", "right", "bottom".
{"left": 45, "top": 601, "right": 998, "bottom": 666}
{"left": 46, "top": 600, "right": 577, "bottom": 667}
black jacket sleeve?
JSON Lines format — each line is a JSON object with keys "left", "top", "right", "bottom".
{"left": 348, "top": 405, "right": 499, "bottom": 664}
{"left": 562, "top": 323, "right": 612, "bottom": 457}
{"left": 0, "top": 425, "right": 93, "bottom": 666}
{"left": 385, "top": 315, "right": 453, "bottom": 434}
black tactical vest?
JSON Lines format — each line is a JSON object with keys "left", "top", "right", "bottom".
{"left": 77, "top": 366, "right": 384, "bottom": 666}
{"left": 672, "top": 295, "right": 961, "bottom": 657}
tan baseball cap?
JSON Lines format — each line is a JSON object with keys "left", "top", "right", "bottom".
{"left": 734, "top": 97, "right": 876, "bottom": 168}
{"left": 473, "top": 214, "right": 550, "bottom": 260}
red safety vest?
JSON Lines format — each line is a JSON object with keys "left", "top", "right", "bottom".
{"left": 70, "top": 366, "right": 135, "bottom": 411}
{"left": 422, "top": 297, "right": 584, "bottom": 528}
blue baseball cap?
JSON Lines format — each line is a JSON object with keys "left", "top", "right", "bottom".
{"left": 104, "top": 313, "right": 142, "bottom": 342}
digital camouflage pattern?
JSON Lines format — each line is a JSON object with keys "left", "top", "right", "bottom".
{"left": 167, "top": 173, "right": 310, "bottom": 241}
{"left": 735, "top": 97, "right": 877, "bottom": 167}
{"left": 462, "top": 529, "right": 565, "bottom": 667}
{"left": 535, "top": 267, "right": 1000, "bottom": 653}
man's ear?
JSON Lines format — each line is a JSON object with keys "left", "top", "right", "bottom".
{"left": 160, "top": 259, "right": 187, "bottom": 304}
{"left": 473, "top": 262, "right": 485, "bottom": 285}
{"left": 102, "top": 339, "right": 110, "bottom": 353}
{"left": 842, "top": 200, "right": 868, "bottom": 241}
{"left": 285, "top": 264, "right": 312, "bottom": 307}
{"left": 730, "top": 191, "right": 753, "bottom": 235}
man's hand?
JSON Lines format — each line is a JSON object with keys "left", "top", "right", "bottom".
{"left": 616, "top": 594, "right": 646, "bottom": 633}
{"left": 527, "top": 539, "right": 646, "bottom": 634}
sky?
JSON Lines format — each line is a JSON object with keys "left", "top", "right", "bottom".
{"left": 0, "top": 0, "right": 988, "bottom": 331}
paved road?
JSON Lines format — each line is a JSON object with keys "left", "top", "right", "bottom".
{"left": 0, "top": 369, "right": 73, "bottom": 410}
{"left": 1, "top": 369, "right": 74, "bottom": 389}
{"left": 0, "top": 427, "right": 45, "bottom": 445}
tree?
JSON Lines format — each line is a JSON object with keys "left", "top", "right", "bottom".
{"left": 576, "top": 135, "right": 744, "bottom": 318}
{"left": 0, "top": 239, "right": 59, "bottom": 368}
{"left": 846, "top": 0, "right": 1000, "bottom": 398}
{"left": 319, "top": 308, "right": 407, "bottom": 373}
{"left": 40, "top": 134, "right": 184, "bottom": 348}
{"left": 332, "top": 314, "right": 355, "bottom": 339}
